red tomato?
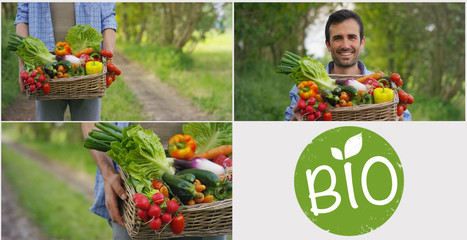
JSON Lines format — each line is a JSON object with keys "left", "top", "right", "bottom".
{"left": 106, "top": 76, "right": 113, "bottom": 87}
{"left": 42, "top": 83, "right": 50, "bottom": 94}
{"left": 323, "top": 112, "right": 332, "bottom": 121}
{"left": 402, "top": 103, "right": 407, "bottom": 111}
{"left": 397, "top": 105, "right": 404, "bottom": 116}
{"left": 398, "top": 90, "right": 408, "bottom": 102}
{"left": 171, "top": 214, "right": 185, "bottom": 234}
{"left": 107, "top": 62, "right": 117, "bottom": 72}
{"left": 114, "top": 67, "right": 122, "bottom": 76}
{"left": 390, "top": 73, "right": 402, "bottom": 86}
{"left": 407, "top": 94, "right": 414, "bottom": 104}
{"left": 100, "top": 49, "right": 114, "bottom": 58}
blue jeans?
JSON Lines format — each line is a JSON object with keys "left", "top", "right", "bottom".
{"left": 36, "top": 98, "right": 101, "bottom": 121}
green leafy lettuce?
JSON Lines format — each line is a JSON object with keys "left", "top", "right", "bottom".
{"left": 65, "top": 24, "right": 103, "bottom": 54}
{"left": 16, "top": 36, "right": 56, "bottom": 66}
{"left": 290, "top": 56, "right": 336, "bottom": 92}
{"left": 106, "top": 124, "right": 174, "bottom": 184}
{"left": 183, "top": 123, "right": 232, "bottom": 155}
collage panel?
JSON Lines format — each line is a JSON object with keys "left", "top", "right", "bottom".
{"left": 234, "top": 2, "right": 465, "bottom": 121}
{"left": 2, "top": 122, "right": 233, "bottom": 239}
{"left": 2, "top": 2, "right": 232, "bottom": 121}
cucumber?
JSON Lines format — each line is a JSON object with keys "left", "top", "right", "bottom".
{"left": 162, "top": 173, "right": 197, "bottom": 203}
{"left": 176, "top": 169, "right": 220, "bottom": 187}
{"left": 175, "top": 172, "right": 196, "bottom": 184}
{"left": 340, "top": 85, "right": 359, "bottom": 98}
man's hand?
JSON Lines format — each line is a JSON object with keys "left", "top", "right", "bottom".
{"left": 290, "top": 106, "right": 304, "bottom": 121}
{"left": 18, "top": 62, "right": 26, "bottom": 93}
{"left": 396, "top": 115, "right": 404, "bottom": 121}
{"left": 16, "top": 23, "right": 28, "bottom": 93}
{"left": 104, "top": 172, "right": 127, "bottom": 227}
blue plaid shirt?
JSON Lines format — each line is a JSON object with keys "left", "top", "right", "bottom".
{"left": 90, "top": 122, "right": 128, "bottom": 221}
{"left": 14, "top": 2, "right": 117, "bottom": 51}
{"left": 284, "top": 61, "right": 411, "bottom": 121}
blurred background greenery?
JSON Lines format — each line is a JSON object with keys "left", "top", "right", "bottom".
{"left": 1, "top": 2, "right": 232, "bottom": 120}
{"left": 235, "top": 2, "right": 465, "bottom": 121}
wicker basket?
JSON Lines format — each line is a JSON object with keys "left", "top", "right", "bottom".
{"left": 118, "top": 166, "right": 232, "bottom": 239}
{"left": 327, "top": 74, "right": 399, "bottom": 121}
{"left": 26, "top": 60, "right": 107, "bottom": 100}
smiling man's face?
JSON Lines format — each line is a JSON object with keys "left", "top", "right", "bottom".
{"left": 326, "top": 19, "right": 365, "bottom": 71}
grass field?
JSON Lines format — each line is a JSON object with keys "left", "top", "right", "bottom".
{"left": 117, "top": 30, "right": 233, "bottom": 121}
{"left": 2, "top": 143, "right": 113, "bottom": 239}
{"left": 1, "top": 16, "right": 20, "bottom": 111}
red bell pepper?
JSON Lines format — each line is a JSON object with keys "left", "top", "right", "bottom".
{"left": 363, "top": 77, "right": 381, "bottom": 95}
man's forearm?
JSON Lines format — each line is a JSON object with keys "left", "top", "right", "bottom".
{"left": 102, "top": 28, "right": 116, "bottom": 52}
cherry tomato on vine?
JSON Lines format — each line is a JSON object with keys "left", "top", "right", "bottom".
{"left": 114, "top": 67, "right": 122, "bottom": 76}
{"left": 398, "top": 90, "right": 408, "bottom": 102}
{"left": 106, "top": 76, "right": 113, "bottom": 87}
{"left": 390, "top": 73, "right": 403, "bottom": 86}
{"left": 407, "top": 94, "right": 414, "bottom": 104}
{"left": 397, "top": 105, "right": 404, "bottom": 116}
{"left": 107, "top": 62, "right": 117, "bottom": 72}
{"left": 100, "top": 49, "right": 113, "bottom": 58}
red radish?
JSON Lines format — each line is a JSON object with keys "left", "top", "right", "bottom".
{"left": 137, "top": 209, "right": 149, "bottom": 221}
{"left": 28, "top": 77, "right": 35, "bottom": 85}
{"left": 135, "top": 196, "right": 150, "bottom": 210}
{"left": 149, "top": 218, "right": 162, "bottom": 230}
{"left": 305, "top": 105, "right": 314, "bottom": 114}
{"left": 36, "top": 82, "right": 41, "bottom": 88}
{"left": 308, "top": 97, "right": 316, "bottom": 106}
{"left": 133, "top": 193, "right": 145, "bottom": 202}
{"left": 318, "top": 103, "right": 327, "bottom": 112}
{"left": 21, "top": 71, "right": 29, "bottom": 80}
{"left": 307, "top": 114, "right": 315, "bottom": 121}
{"left": 30, "top": 70, "right": 37, "bottom": 77}
{"left": 38, "top": 75, "right": 46, "bottom": 83}
{"left": 148, "top": 205, "right": 161, "bottom": 218}
{"left": 29, "top": 84, "right": 36, "bottom": 92}
{"left": 161, "top": 212, "right": 172, "bottom": 223}
{"left": 166, "top": 200, "right": 179, "bottom": 214}
{"left": 152, "top": 192, "right": 165, "bottom": 205}
{"left": 314, "top": 111, "right": 322, "bottom": 119}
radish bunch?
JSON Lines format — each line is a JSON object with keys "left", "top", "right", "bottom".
{"left": 21, "top": 70, "right": 50, "bottom": 94}
{"left": 133, "top": 192, "right": 184, "bottom": 234}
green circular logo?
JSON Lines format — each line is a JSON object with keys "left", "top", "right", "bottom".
{"left": 294, "top": 126, "right": 404, "bottom": 236}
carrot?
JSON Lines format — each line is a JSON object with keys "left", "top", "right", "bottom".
{"left": 194, "top": 192, "right": 205, "bottom": 204}
{"left": 187, "top": 199, "right": 196, "bottom": 206}
{"left": 73, "top": 48, "right": 94, "bottom": 57}
{"left": 356, "top": 71, "right": 384, "bottom": 83}
{"left": 194, "top": 145, "right": 232, "bottom": 159}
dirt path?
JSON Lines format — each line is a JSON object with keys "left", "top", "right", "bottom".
{"left": 112, "top": 51, "right": 213, "bottom": 121}
{"left": 2, "top": 51, "right": 213, "bottom": 121}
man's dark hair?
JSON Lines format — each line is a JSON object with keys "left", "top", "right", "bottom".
{"left": 325, "top": 9, "right": 364, "bottom": 44}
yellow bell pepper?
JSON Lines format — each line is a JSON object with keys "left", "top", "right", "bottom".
{"left": 85, "top": 60, "right": 103, "bottom": 75}
{"left": 373, "top": 87, "right": 394, "bottom": 103}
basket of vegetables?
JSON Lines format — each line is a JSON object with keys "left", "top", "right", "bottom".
{"left": 277, "top": 51, "right": 414, "bottom": 121}
{"left": 84, "top": 122, "right": 233, "bottom": 239}
{"left": 7, "top": 24, "right": 121, "bottom": 100}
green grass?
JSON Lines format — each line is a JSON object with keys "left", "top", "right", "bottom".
{"left": 117, "top": 30, "right": 232, "bottom": 120}
{"left": 101, "top": 76, "right": 147, "bottom": 121}
{"left": 407, "top": 92, "right": 465, "bottom": 121}
{"left": 2, "top": 143, "right": 113, "bottom": 239}
{"left": 235, "top": 61, "right": 294, "bottom": 121}
{"left": 1, "top": 16, "right": 21, "bottom": 111}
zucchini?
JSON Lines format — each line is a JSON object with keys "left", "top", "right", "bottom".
{"left": 162, "top": 173, "right": 198, "bottom": 203}
{"left": 340, "top": 85, "right": 359, "bottom": 98}
{"left": 176, "top": 169, "right": 220, "bottom": 187}
{"left": 175, "top": 172, "right": 196, "bottom": 184}
{"left": 58, "top": 60, "right": 73, "bottom": 70}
